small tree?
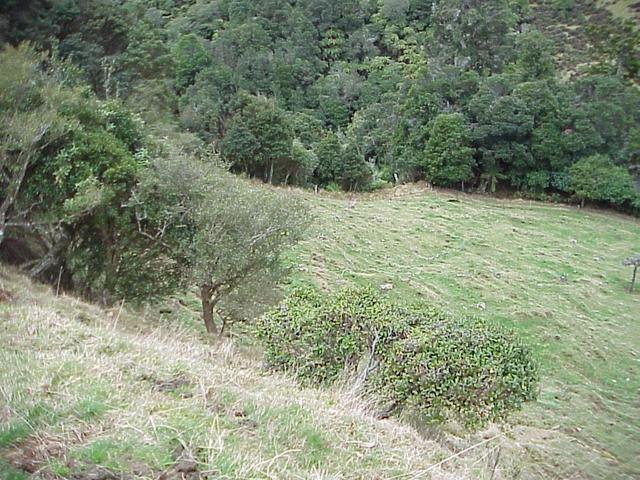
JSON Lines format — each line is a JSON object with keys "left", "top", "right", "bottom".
{"left": 314, "top": 132, "right": 342, "bottom": 186}
{"left": 220, "top": 94, "right": 294, "bottom": 184}
{"left": 132, "top": 152, "right": 309, "bottom": 335}
{"left": 423, "top": 113, "right": 475, "bottom": 189}
{"left": 336, "top": 142, "right": 371, "bottom": 191}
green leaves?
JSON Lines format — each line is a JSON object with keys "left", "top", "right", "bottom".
{"left": 568, "top": 154, "right": 637, "bottom": 206}
{"left": 423, "top": 113, "right": 475, "bottom": 187}
{"left": 173, "top": 33, "right": 211, "bottom": 93}
{"left": 257, "top": 286, "right": 539, "bottom": 428}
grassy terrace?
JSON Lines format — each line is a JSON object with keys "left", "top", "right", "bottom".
{"left": 290, "top": 184, "right": 640, "bottom": 479}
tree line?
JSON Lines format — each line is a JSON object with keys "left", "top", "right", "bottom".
{"left": 1, "top": 0, "right": 638, "bottom": 208}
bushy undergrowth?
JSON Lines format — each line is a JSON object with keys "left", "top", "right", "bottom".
{"left": 257, "top": 286, "right": 539, "bottom": 427}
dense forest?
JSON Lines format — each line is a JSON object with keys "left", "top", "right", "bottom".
{"left": 2, "top": 0, "right": 639, "bottom": 198}
{"left": 1, "top": 0, "right": 640, "bottom": 301}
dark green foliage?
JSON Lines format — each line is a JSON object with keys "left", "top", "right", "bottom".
{"left": 375, "top": 317, "right": 539, "bottom": 426}
{"left": 423, "top": 113, "right": 475, "bottom": 187}
{"left": 314, "top": 133, "right": 343, "bottom": 186}
{"left": 257, "top": 286, "right": 539, "bottom": 427}
{"left": 337, "top": 143, "right": 371, "bottom": 191}
{"left": 220, "top": 94, "right": 294, "bottom": 183}
{"left": 514, "top": 31, "right": 556, "bottom": 81}
{"left": 2, "top": 0, "right": 640, "bottom": 220}
{"left": 173, "top": 34, "right": 211, "bottom": 93}
{"left": 568, "top": 155, "right": 636, "bottom": 206}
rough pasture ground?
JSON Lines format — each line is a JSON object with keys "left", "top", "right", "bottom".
{"left": 0, "top": 267, "right": 519, "bottom": 480}
{"left": 289, "top": 185, "right": 640, "bottom": 480}
{"left": 598, "top": 0, "right": 640, "bottom": 19}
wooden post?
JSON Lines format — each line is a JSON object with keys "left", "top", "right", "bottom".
{"left": 623, "top": 256, "right": 640, "bottom": 293}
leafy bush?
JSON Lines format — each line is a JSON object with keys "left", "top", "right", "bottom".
{"left": 257, "top": 286, "right": 539, "bottom": 427}
{"left": 375, "top": 318, "right": 539, "bottom": 427}
{"left": 257, "top": 287, "right": 411, "bottom": 384}
{"left": 569, "top": 155, "right": 636, "bottom": 206}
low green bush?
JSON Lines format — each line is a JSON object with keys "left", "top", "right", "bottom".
{"left": 374, "top": 318, "right": 539, "bottom": 426}
{"left": 257, "top": 286, "right": 539, "bottom": 427}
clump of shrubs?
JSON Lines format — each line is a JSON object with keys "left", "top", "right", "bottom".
{"left": 257, "top": 286, "right": 539, "bottom": 427}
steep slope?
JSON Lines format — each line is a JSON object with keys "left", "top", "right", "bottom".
{"left": 290, "top": 185, "right": 640, "bottom": 480}
{"left": 528, "top": 0, "right": 604, "bottom": 75}
{"left": 0, "top": 266, "right": 511, "bottom": 480}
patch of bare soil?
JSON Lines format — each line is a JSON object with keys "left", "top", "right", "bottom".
{"left": 0, "top": 287, "right": 13, "bottom": 303}
{"left": 3, "top": 436, "right": 211, "bottom": 479}
{"left": 3, "top": 435, "right": 66, "bottom": 477}
{"left": 157, "top": 445, "right": 203, "bottom": 480}
{"left": 138, "top": 372, "right": 194, "bottom": 398}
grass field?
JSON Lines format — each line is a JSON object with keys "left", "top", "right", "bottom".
{"left": 1, "top": 185, "right": 639, "bottom": 479}
{"left": 598, "top": 0, "right": 640, "bottom": 19}
{"left": 289, "top": 184, "right": 640, "bottom": 480}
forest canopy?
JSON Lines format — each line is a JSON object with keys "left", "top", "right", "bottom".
{"left": 1, "top": 0, "right": 640, "bottom": 306}
{"left": 1, "top": 0, "right": 638, "bottom": 208}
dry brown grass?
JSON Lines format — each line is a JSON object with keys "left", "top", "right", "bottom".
{"left": 0, "top": 266, "right": 537, "bottom": 480}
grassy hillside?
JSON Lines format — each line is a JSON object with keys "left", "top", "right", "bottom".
{"left": 599, "top": 0, "right": 640, "bottom": 19}
{"left": 2, "top": 185, "right": 639, "bottom": 480}
{"left": 0, "top": 267, "right": 515, "bottom": 480}
{"left": 290, "top": 185, "right": 640, "bottom": 480}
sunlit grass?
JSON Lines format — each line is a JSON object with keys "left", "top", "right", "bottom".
{"left": 290, "top": 185, "right": 640, "bottom": 479}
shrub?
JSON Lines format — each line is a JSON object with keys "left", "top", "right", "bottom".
{"left": 375, "top": 318, "right": 539, "bottom": 427}
{"left": 257, "top": 286, "right": 413, "bottom": 384}
{"left": 568, "top": 154, "right": 636, "bottom": 207}
{"left": 257, "top": 286, "right": 539, "bottom": 427}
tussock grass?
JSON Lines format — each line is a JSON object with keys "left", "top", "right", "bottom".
{"left": 0, "top": 266, "right": 514, "bottom": 480}
{"left": 289, "top": 185, "right": 640, "bottom": 480}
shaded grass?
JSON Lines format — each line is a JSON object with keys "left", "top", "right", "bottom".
{"left": 289, "top": 186, "right": 640, "bottom": 479}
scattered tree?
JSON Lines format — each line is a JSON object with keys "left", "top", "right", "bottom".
{"left": 568, "top": 154, "right": 636, "bottom": 207}
{"left": 132, "top": 153, "right": 309, "bottom": 335}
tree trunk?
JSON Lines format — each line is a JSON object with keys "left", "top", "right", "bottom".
{"left": 200, "top": 285, "right": 218, "bottom": 335}
{"left": 0, "top": 210, "right": 6, "bottom": 248}
{"left": 29, "top": 226, "right": 70, "bottom": 280}
{"left": 631, "top": 265, "right": 638, "bottom": 293}
{"left": 284, "top": 172, "right": 291, "bottom": 186}
{"left": 0, "top": 153, "right": 31, "bottom": 247}
{"left": 268, "top": 161, "right": 274, "bottom": 184}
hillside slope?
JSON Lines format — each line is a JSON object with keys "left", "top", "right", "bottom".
{"left": 0, "top": 266, "right": 516, "bottom": 480}
{"left": 529, "top": 0, "right": 638, "bottom": 76}
{"left": 290, "top": 185, "right": 640, "bottom": 480}
{"left": 2, "top": 185, "right": 640, "bottom": 480}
